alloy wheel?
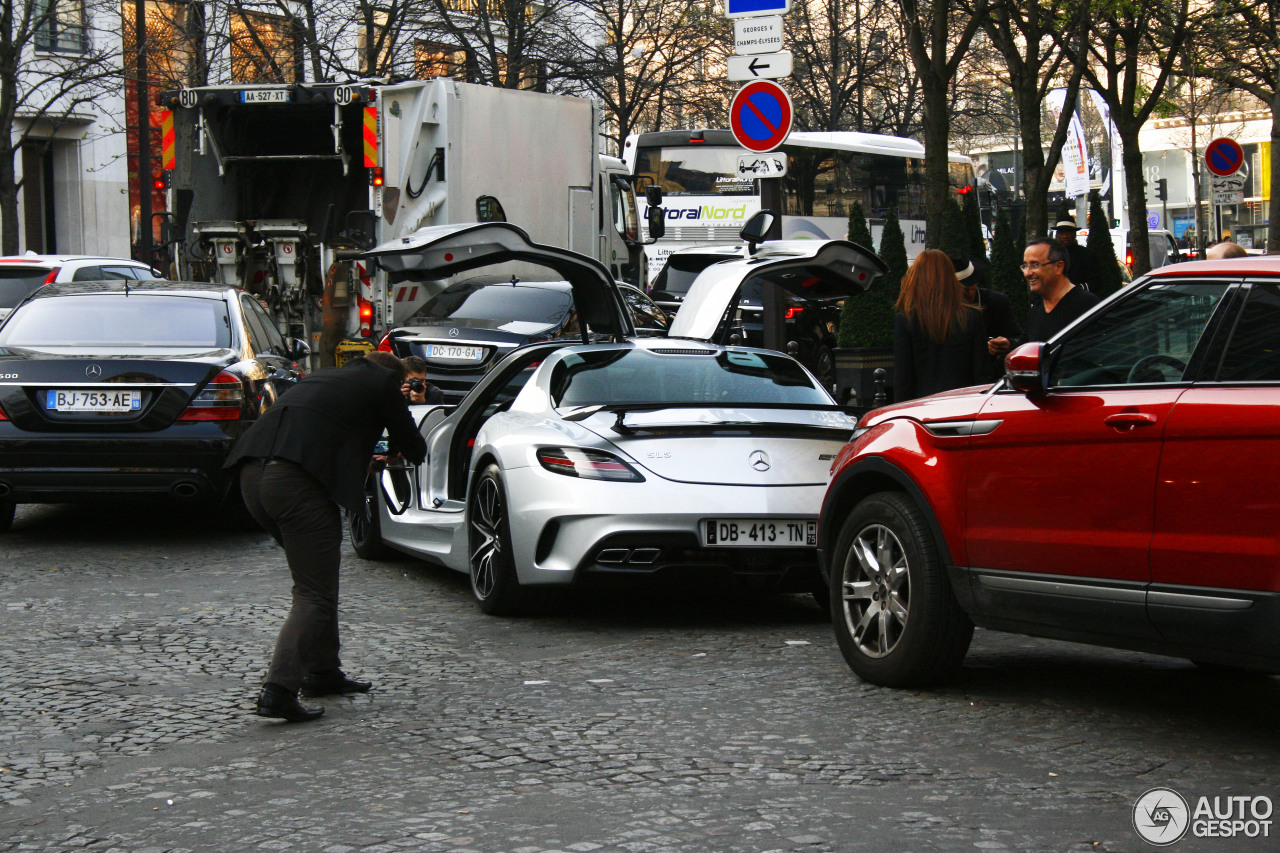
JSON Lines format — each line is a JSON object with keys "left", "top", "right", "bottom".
{"left": 840, "top": 522, "right": 910, "bottom": 658}
{"left": 470, "top": 476, "right": 504, "bottom": 600}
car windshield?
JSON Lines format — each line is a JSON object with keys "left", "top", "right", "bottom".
{"left": 0, "top": 294, "right": 232, "bottom": 348}
{"left": 0, "top": 269, "right": 50, "bottom": 309}
{"left": 406, "top": 282, "right": 572, "bottom": 324}
{"left": 551, "top": 348, "right": 827, "bottom": 407}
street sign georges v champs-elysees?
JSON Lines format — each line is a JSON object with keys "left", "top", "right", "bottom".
{"left": 725, "top": 0, "right": 793, "bottom": 171}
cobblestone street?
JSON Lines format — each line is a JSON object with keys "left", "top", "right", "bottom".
{"left": 1, "top": 502, "right": 1276, "bottom": 853}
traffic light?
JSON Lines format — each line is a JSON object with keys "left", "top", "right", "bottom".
{"left": 153, "top": 170, "right": 171, "bottom": 191}
{"left": 1155, "top": 178, "right": 1168, "bottom": 201}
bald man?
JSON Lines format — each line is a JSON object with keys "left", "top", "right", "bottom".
{"left": 1205, "top": 241, "right": 1248, "bottom": 260}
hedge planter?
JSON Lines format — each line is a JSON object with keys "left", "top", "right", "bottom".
{"left": 833, "top": 346, "right": 894, "bottom": 407}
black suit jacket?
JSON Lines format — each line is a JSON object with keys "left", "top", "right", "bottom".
{"left": 225, "top": 358, "right": 427, "bottom": 515}
{"left": 976, "top": 287, "right": 1021, "bottom": 379}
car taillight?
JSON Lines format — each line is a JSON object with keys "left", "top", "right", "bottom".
{"left": 358, "top": 296, "right": 374, "bottom": 338}
{"left": 42, "top": 268, "right": 60, "bottom": 284}
{"left": 784, "top": 306, "right": 804, "bottom": 319}
{"left": 0, "top": 401, "right": 7, "bottom": 420}
{"left": 536, "top": 447, "right": 644, "bottom": 482}
{"left": 376, "top": 332, "right": 393, "bottom": 353}
{"left": 178, "top": 371, "right": 243, "bottom": 421}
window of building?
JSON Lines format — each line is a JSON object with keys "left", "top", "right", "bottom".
{"left": 35, "top": 0, "right": 88, "bottom": 53}
{"left": 415, "top": 40, "right": 472, "bottom": 81}
{"left": 230, "top": 9, "right": 298, "bottom": 84}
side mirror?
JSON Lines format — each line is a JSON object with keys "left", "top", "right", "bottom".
{"left": 645, "top": 185, "right": 664, "bottom": 207}
{"left": 289, "top": 338, "right": 311, "bottom": 363}
{"left": 646, "top": 205, "right": 666, "bottom": 241}
{"left": 739, "top": 210, "right": 776, "bottom": 254}
{"left": 1004, "top": 342, "right": 1046, "bottom": 394}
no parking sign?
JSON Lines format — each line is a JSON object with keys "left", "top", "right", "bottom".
{"left": 730, "top": 80, "right": 793, "bottom": 153}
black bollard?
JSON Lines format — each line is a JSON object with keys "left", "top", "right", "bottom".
{"left": 872, "top": 368, "right": 887, "bottom": 408}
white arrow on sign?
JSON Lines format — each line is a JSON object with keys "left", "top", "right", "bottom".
{"left": 727, "top": 50, "right": 793, "bottom": 81}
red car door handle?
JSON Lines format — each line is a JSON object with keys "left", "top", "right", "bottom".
{"left": 1104, "top": 412, "right": 1158, "bottom": 429}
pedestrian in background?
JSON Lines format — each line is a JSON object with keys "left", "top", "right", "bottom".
{"left": 1018, "top": 239, "right": 1100, "bottom": 344}
{"left": 1054, "top": 219, "right": 1102, "bottom": 292}
{"left": 893, "top": 249, "right": 990, "bottom": 401}
{"left": 948, "top": 250, "right": 1021, "bottom": 380}
{"left": 401, "top": 355, "right": 445, "bottom": 404}
{"left": 1206, "top": 241, "right": 1248, "bottom": 260}
{"left": 226, "top": 352, "right": 427, "bottom": 722}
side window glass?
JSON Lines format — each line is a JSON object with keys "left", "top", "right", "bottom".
{"left": 70, "top": 266, "right": 101, "bottom": 281}
{"left": 245, "top": 295, "right": 288, "bottom": 354}
{"left": 1049, "top": 282, "right": 1229, "bottom": 387}
{"left": 1217, "top": 284, "right": 1280, "bottom": 382}
{"left": 100, "top": 266, "right": 141, "bottom": 280}
{"left": 238, "top": 296, "right": 268, "bottom": 353}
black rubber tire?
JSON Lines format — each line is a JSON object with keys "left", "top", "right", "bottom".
{"left": 829, "top": 491, "right": 973, "bottom": 687}
{"left": 814, "top": 345, "right": 836, "bottom": 396}
{"left": 0, "top": 501, "right": 14, "bottom": 533}
{"left": 468, "top": 463, "right": 532, "bottom": 616}
{"left": 349, "top": 474, "right": 392, "bottom": 561}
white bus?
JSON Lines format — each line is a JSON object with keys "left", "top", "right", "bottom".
{"left": 622, "top": 129, "right": 977, "bottom": 278}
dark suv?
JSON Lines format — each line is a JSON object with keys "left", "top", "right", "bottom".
{"left": 820, "top": 256, "right": 1280, "bottom": 686}
{"left": 650, "top": 244, "right": 844, "bottom": 391}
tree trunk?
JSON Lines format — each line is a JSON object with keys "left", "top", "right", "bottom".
{"left": 1122, "top": 128, "right": 1151, "bottom": 276}
{"left": 1018, "top": 84, "right": 1049, "bottom": 239}
{"left": 0, "top": 136, "right": 18, "bottom": 255}
{"left": 921, "top": 72, "right": 949, "bottom": 248}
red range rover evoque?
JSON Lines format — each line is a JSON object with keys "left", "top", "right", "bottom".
{"left": 819, "top": 257, "right": 1280, "bottom": 686}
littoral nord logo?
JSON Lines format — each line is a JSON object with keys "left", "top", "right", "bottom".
{"left": 1134, "top": 787, "right": 1190, "bottom": 846}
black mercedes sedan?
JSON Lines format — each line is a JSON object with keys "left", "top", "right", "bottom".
{"left": 0, "top": 281, "right": 307, "bottom": 530}
{"left": 376, "top": 276, "right": 667, "bottom": 401}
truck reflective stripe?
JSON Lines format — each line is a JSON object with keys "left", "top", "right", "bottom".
{"left": 160, "top": 111, "right": 175, "bottom": 170}
{"left": 363, "top": 107, "right": 377, "bottom": 167}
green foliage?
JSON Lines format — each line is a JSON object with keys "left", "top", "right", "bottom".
{"left": 962, "top": 191, "right": 985, "bottom": 259}
{"left": 838, "top": 207, "right": 906, "bottom": 348}
{"left": 1086, "top": 190, "right": 1124, "bottom": 299}
{"left": 989, "top": 205, "right": 1028, "bottom": 329}
{"left": 846, "top": 201, "right": 873, "bottom": 248}
{"left": 937, "top": 199, "right": 968, "bottom": 257}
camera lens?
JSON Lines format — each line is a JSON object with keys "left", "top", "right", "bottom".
{"left": 408, "top": 378, "right": 425, "bottom": 393}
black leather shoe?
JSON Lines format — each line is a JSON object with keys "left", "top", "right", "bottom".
{"left": 300, "top": 669, "right": 372, "bottom": 697}
{"left": 255, "top": 682, "right": 324, "bottom": 722}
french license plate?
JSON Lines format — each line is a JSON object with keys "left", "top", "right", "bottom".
{"left": 702, "top": 519, "right": 816, "bottom": 547}
{"left": 425, "top": 344, "right": 484, "bottom": 361}
{"left": 46, "top": 389, "right": 141, "bottom": 413}
{"left": 241, "top": 89, "right": 289, "bottom": 103}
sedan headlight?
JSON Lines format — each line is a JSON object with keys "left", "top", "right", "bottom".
{"left": 536, "top": 447, "right": 644, "bottom": 482}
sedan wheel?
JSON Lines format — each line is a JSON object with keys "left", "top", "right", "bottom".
{"left": 349, "top": 475, "right": 391, "bottom": 561}
{"left": 830, "top": 491, "right": 972, "bottom": 687}
{"left": 468, "top": 463, "right": 531, "bottom": 616}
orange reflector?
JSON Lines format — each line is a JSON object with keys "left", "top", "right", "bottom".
{"left": 363, "top": 107, "right": 377, "bottom": 168}
{"left": 160, "top": 110, "right": 175, "bottom": 170}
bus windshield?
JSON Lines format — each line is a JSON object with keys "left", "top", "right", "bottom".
{"left": 632, "top": 146, "right": 754, "bottom": 197}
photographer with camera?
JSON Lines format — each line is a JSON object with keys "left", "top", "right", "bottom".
{"left": 401, "top": 355, "right": 444, "bottom": 405}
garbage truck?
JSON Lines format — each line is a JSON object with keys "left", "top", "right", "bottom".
{"left": 156, "top": 78, "right": 645, "bottom": 367}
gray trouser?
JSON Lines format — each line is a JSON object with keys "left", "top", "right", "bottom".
{"left": 239, "top": 459, "right": 343, "bottom": 691}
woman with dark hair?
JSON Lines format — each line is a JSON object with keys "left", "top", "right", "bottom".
{"left": 893, "top": 249, "right": 991, "bottom": 401}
